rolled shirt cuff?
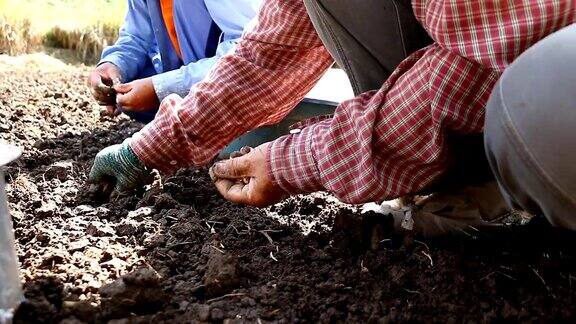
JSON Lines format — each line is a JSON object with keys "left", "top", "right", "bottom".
{"left": 151, "top": 68, "right": 188, "bottom": 101}
{"left": 267, "top": 125, "right": 324, "bottom": 195}
{"left": 130, "top": 94, "right": 189, "bottom": 174}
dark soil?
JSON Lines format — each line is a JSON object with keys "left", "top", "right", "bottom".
{"left": 2, "top": 62, "right": 576, "bottom": 323}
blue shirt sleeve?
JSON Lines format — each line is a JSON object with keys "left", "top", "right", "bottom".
{"left": 151, "top": 0, "right": 261, "bottom": 100}
{"left": 151, "top": 39, "right": 237, "bottom": 100}
{"left": 99, "top": 0, "right": 156, "bottom": 82}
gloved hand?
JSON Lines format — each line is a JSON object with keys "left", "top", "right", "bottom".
{"left": 88, "top": 62, "right": 122, "bottom": 116}
{"left": 89, "top": 141, "right": 152, "bottom": 197}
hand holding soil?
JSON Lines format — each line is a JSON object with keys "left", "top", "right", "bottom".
{"left": 210, "top": 143, "right": 287, "bottom": 207}
{"left": 88, "top": 62, "right": 122, "bottom": 116}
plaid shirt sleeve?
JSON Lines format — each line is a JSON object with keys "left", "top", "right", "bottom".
{"left": 130, "top": 0, "right": 333, "bottom": 173}
{"left": 268, "top": 0, "right": 575, "bottom": 204}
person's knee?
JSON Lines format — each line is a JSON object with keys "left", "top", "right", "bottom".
{"left": 486, "top": 24, "right": 576, "bottom": 167}
{"left": 484, "top": 24, "right": 576, "bottom": 228}
{"left": 490, "top": 24, "right": 576, "bottom": 122}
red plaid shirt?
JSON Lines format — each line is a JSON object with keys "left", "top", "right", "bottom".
{"left": 131, "top": 0, "right": 575, "bottom": 204}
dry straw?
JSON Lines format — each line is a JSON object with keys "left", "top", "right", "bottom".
{"left": 0, "top": 16, "right": 119, "bottom": 64}
{"left": 44, "top": 23, "right": 119, "bottom": 64}
{"left": 0, "top": 17, "right": 40, "bottom": 55}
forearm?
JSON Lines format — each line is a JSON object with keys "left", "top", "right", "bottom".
{"left": 267, "top": 45, "right": 500, "bottom": 204}
{"left": 100, "top": 37, "right": 152, "bottom": 82}
{"left": 151, "top": 39, "right": 238, "bottom": 100}
{"left": 132, "top": 45, "right": 332, "bottom": 173}
{"left": 99, "top": 0, "right": 154, "bottom": 81}
{"left": 130, "top": 0, "right": 333, "bottom": 174}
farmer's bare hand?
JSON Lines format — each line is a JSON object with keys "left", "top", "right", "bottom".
{"left": 210, "top": 144, "right": 287, "bottom": 207}
{"left": 114, "top": 78, "right": 160, "bottom": 112}
{"left": 88, "top": 62, "right": 122, "bottom": 115}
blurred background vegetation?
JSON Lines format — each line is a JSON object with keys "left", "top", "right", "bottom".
{"left": 0, "top": 0, "right": 126, "bottom": 64}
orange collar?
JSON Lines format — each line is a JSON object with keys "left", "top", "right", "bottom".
{"left": 159, "top": 0, "right": 182, "bottom": 59}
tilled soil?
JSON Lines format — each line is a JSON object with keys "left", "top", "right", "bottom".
{"left": 2, "top": 58, "right": 576, "bottom": 323}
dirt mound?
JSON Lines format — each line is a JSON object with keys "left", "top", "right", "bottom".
{"left": 2, "top": 63, "right": 576, "bottom": 323}
{"left": 99, "top": 267, "right": 166, "bottom": 319}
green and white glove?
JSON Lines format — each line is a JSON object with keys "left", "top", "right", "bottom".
{"left": 89, "top": 140, "right": 152, "bottom": 195}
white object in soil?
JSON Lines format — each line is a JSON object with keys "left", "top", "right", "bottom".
{"left": 0, "top": 144, "right": 23, "bottom": 323}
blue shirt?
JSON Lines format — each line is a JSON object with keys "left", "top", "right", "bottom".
{"left": 100, "top": 0, "right": 261, "bottom": 100}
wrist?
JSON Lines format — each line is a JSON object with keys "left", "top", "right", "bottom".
{"left": 121, "top": 140, "right": 148, "bottom": 172}
{"left": 265, "top": 143, "right": 289, "bottom": 196}
{"left": 151, "top": 69, "right": 185, "bottom": 101}
{"left": 267, "top": 131, "right": 324, "bottom": 195}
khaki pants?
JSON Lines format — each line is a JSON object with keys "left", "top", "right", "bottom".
{"left": 484, "top": 24, "right": 576, "bottom": 230}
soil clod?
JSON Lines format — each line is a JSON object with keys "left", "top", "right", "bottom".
{"left": 203, "top": 244, "right": 242, "bottom": 297}
{"left": 99, "top": 268, "right": 166, "bottom": 319}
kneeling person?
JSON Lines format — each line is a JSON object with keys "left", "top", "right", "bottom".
{"left": 88, "top": 0, "right": 261, "bottom": 122}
